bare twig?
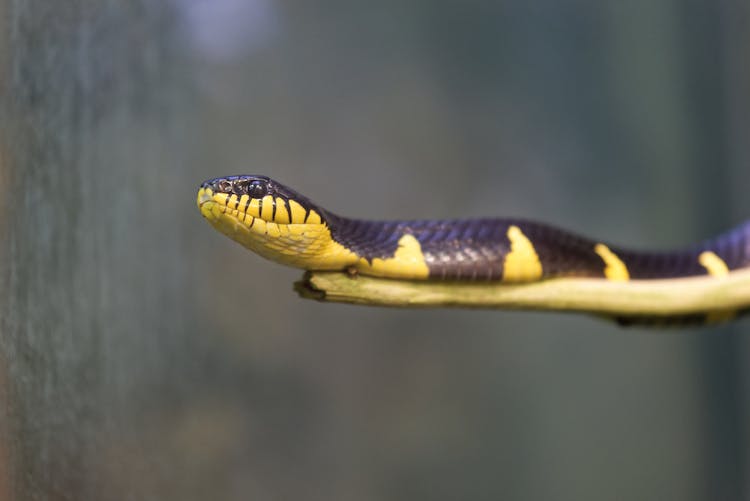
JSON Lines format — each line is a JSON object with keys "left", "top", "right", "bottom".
{"left": 295, "top": 269, "right": 750, "bottom": 319}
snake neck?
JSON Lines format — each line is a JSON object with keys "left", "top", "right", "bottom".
{"left": 328, "top": 217, "right": 432, "bottom": 279}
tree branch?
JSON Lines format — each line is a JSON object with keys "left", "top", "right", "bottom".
{"left": 295, "top": 269, "right": 750, "bottom": 318}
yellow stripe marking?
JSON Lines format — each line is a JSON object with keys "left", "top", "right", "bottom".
{"left": 238, "top": 194, "right": 249, "bottom": 213}
{"left": 288, "top": 200, "right": 307, "bottom": 224}
{"left": 213, "top": 193, "right": 229, "bottom": 206}
{"left": 699, "top": 251, "right": 729, "bottom": 277}
{"left": 503, "top": 225, "right": 543, "bottom": 282}
{"left": 274, "top": 197, "right": 290, "bottom": 224}
{"left": 261, "top": 195, "right": 275, "bottom": 220}
{"left": 306, "top": 209, "right": 322, "bottom": 225}
{"left": 594, "top": 244, "right": 630, "bottom": 281}
{"left": 227, "top": 194, "right": 239, "bottom": 210}
{"left": 357, "top": 234, "right": 429, "bottom": 279}
{"left": 247, "top": 198, "right": 260, "bottom": 218}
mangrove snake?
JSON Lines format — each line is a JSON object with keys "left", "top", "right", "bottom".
{"left": 197, "top": 175, "right": 750, "bottom": 325}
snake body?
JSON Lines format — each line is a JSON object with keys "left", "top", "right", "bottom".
{"left": 197, "top": 175, "right": 750, "bottom": 323}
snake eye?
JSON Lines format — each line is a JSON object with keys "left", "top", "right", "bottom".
{"left": 247, "top": 180, "right": 267, "bottom": 198}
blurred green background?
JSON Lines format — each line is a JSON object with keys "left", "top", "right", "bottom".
{"left": 1, "top": 1, "right": 748, "bottom": 500}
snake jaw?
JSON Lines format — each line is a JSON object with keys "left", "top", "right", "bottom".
{"left": 196, "top": 177, "right": 362, "bottom": 272}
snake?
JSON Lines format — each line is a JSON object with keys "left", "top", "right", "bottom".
{"left": 197, "top": 175, "right": 750, "bottom": 325}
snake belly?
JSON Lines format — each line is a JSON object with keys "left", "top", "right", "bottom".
{"left": 197, "top": 175, "right": 750, "bottom": 283}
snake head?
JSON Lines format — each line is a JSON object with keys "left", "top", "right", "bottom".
{"left": 197, "top": 175, "right": 328, "bottom": 226}
{"left": 197, "top": 175, "right": 351, "bottom": 270}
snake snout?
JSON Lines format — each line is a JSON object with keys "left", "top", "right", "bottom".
{"left": 197, "top": 188, "right": 213, "bottom": 207}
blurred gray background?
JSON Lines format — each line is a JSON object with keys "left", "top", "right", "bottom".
{"left": 1, "top": 1, "right": 749, "bottom": 500}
